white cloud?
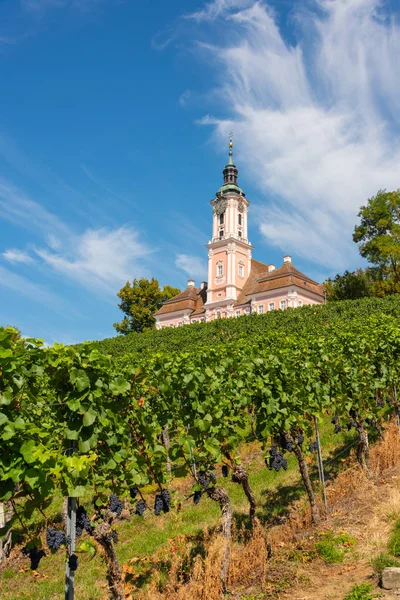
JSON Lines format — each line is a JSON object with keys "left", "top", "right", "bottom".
{"left": 36, "top": 226, "right": 153, "bottom": 293}
{"left": 190, "top": 0, "right": 400, "bottom": 270}
{"left": 176, "top": 254, "right": 208, "bottom": 281}
{"left": 0, "top": 179, "right": 153, "bottom": 297}
{"left": 178, "top": 89, "right": 191, "bottom": 107}
{"left": 2, "top": 249, "right": 34, "bottom": 264}
{"left": 0, "top": 178, "right": 70, "bottom": 238}
{"left": 185, "top": 0, "right": 253, "bottom": 22}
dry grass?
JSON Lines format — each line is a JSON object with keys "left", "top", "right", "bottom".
{"left": 127, "top": 421, "right": 400, "bottom": 600}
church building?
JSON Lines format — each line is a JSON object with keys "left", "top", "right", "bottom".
{"left": 155, "top": 141, "right": 324, "bottom": 328}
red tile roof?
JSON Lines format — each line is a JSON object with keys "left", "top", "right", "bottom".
{"left": 155, "top": 285, "right": 207, "bottom": 317}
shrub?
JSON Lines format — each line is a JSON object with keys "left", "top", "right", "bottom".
{"left": 343, "top": 583, "right": 375, "bottom": 600}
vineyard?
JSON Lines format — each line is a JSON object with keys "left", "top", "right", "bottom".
{"left": 1, "top": 295, "right": 400, "bottom": 599}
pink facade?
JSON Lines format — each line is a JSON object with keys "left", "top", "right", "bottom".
{"left": 155, "top": 142, "right": 324, "bottom": 329}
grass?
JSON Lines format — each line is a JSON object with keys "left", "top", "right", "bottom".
{"left": 343, "top": 583, "right": 376, "bottom": 600}
{"left": 315, "top": 530, "right": 356, "bottom": 564}
{"left": 371, "top": 551, "right": 400, "bottom": 575}
{"left": 388, "top": 517, "right": 400, "bottom": 557}
{"left": 0, "top": 420, "right": 359, "bottom": 599}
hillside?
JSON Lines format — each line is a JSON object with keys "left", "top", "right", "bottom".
{"left": 2, "top": 422, "right": 400, "bottom": 599}
{"left": 92, "top": 295, "right": 400, "bottom": 359}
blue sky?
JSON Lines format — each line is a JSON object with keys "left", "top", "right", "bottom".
{"left": 1, "top": 0, "right": 400, "bottom": 344}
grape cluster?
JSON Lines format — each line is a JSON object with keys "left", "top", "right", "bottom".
{"left": 154, "top": 494, "right": 164, "bottom": 516}
{"left": 76, "top": 506, "right": 93, "bottom": 536}
{"left": 331, "top": 416, "right": 338, "bottom": 425}
{"left": 68, "top": 553, "right": 78, "bottom": 572}
{"left": 161, "top": 489, "right": 170, "bottom": 512}
{"left": 377, "top": 397, "right": 384, "bottom": 407}
{"left": 222, "top": 465, "right": 229, "bottom": 478}
{"left": 296, "top": 434, "right": 304, "bottom": 445}
{"left": 135, "top": 500, "right": 147, "bottom": 516}
{"left": 154, "top": 489, "right": 171, "bottom": 516}
{"left": 198, "top": 471, "right": 211, "bottom": 489}
{"left": 268, "top": 446, "right": 288, "bottom": 472}
{"left": 334, "top": 424, "right": 341, "bottom": 434}
{"left": 308, "top": 441, "right": 318, "bottom": 453}
{"left": 109, "top": 494, "right": 123, "bottom": 516}
{"left": 130, "top": 487, "right": 138, "bottom": 499}
{"left": 278, "top": 432, "right": 293, "bottom": 452}
{"left": 46, "top": 527, "right": 66, "bottom": 550}
{"left": 193, "top": 490, "right": 202, "bottom": 505}
{"left": 22, "top": 546, "right": 46, "bottom": 570}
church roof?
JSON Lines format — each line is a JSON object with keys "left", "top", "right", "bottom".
{"left": 235, "top": 260, "right": 324, "bottom": 306}
{"left": 155, "top": 285, "right": 206, "bottom": 317}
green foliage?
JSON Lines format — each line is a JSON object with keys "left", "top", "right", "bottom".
{"left": 113, "top": 277, "right": 180, "bottom": 334}
{"left": 324, "top": 269, "right": 372, "bottom": 301}
{"left": 353, "top": 189, "right": 400, "bottom": 295}
{"left": 371, "top": 552, "right": 400, "bottom": 574}
{"left": 94, "top": 294, "right": 400, "bottom": 359}
{"left": 315, "top": 531, "right": 356, "bottom": 564}
{"left": 388, "top": 517, "right": 400, "bottom": 557}
{"left": 343, "top": 583, "right": 375, "bottom": 600}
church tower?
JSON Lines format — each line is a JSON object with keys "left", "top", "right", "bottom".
{"left": 205, "top": 138, "right": 253, "bottom": 318}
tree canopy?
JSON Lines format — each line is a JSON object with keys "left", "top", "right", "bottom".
{"left": 324, "top": 269, "right": 372, "bottom": 302}
{"left": 353, "top": 189, "right": 400, "bottom": 295}
{"left": 113, "top": 278, "right": 180, "bottom": 334}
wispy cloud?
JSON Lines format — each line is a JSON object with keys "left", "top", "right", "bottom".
{"left": 0, "top": 265, "right": 73, "bottom": 313}
{"left": 0, "top": 177, "right": 70, "bottom": 238}
{"left": 36, "top": 226, "right": 153, "bottom": 294}
{"left": 176, "top": 254, "right": 208, "bottom": 281}
{"left": 188, "top": 0, "right": 400, "bottom": 270}
{"left": 185, "top": 0, "right": 252, "bottom": 22}
{"left": 2, "top": 249, "right": 34, "bottom": 264}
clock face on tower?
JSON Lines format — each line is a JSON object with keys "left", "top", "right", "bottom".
{"left": 213, "top": 196, "right": 228, "bottom": 216}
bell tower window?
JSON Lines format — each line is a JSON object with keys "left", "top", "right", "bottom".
{"left": 238, "top": 213, "right": 242, "bottom": 225}
{"left": 219, "top": 213, "right": 224, "bottom": 225}
{"left": 217, "top": 261, "right": 223, "bottom": 277}
{"left": 219, "top": 229, "right": 224, "bottom": 239}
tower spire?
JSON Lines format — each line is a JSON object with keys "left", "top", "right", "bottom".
{"left": 222, "top": 132, "right": 238, "bottom": 186}
{"left": 228, "top": 131, "right": 233, "bottom": 165}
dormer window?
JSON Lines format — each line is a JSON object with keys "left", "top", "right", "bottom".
{"left": 217, "top": 261, "right": 223, "bottom": 277}
{"left": 219, "top": 213, "right": 224, "bottom": 225}
{"left": 238, "top": 213, "right": 242, "bottom": 226}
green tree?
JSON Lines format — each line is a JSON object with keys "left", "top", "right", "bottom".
{"left": 353, "top": 189, "right": 400, "bottom": 295}
{"left": 324, "top": 269, "right": 372, "bottom": 301}
{"left": 113, "top": 278, "right": 180, "bottom": 334}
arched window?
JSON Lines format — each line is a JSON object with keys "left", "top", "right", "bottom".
{"left": 216, "top": 310, "right": 222, "bottom": 319}
{"left": 238, "top": 213, "right": 242, "bottom": 225}
{"left": 217, "top": 261, "right": 223, "bottom": 277}
{"left": 219, "top": 212, "right": 224, "bottom": 225}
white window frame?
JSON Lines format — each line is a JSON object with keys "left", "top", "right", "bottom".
{"left": 216, "top": 310, "right": 222, "bottom": 319}
{"left": 258, "top": 305, "right": 264, "bottom": 314}
{"left": 280, "top": 300, "right": 287, "bottom": 310}
{"left": 217, "top": 261, "right": 223, "bottom": 277}
{"left": 238, "top": 263, "right": 244, "bottom": 278}
{"left": 169, "top": 323, "right": 174, "bottom": 328}
{"left": 235, "top": 310, "right": 241, "bottom": 317}
{"left": 268, "top": 302, "right": 275, "bottom": 311}
{"left": 245, "top": 307, "right": 251, "bottom": 315}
